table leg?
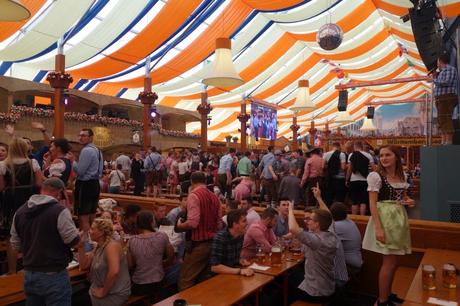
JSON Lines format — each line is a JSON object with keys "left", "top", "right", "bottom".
{"left": 255, "top": 289, "right": 260, "bottom": 306}
{"left": 283, "top": 273, "right": 288, "bottom": 306}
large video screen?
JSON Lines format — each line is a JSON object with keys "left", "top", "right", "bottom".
{"left": 250, "top": 103, "right": 277, "bottom": 140}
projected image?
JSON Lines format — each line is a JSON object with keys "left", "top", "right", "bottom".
{"left": 250, "top": 103, "right": 277, "bottom": 140}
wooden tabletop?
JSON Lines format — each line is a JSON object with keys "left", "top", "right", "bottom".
{"left": 253, "top": 253, "right": 304, "bottom": 277}
{"left": 405, "top": 248, "right": 460, "bottom": 305}
{"left": 0, "top": 267, "right": 87, "bottom": 305}
{"left": 153, "top": 273, "right": 274, "bottom": 306}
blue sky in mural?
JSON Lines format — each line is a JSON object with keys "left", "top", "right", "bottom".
{"left": 376, "top": 104, "right": 415, "bottom": 121}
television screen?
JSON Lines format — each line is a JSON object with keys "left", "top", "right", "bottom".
{"left": 250, "top": 102, "right": 277, "bottom": 140}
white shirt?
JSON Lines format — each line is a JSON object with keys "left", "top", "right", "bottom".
{"left": 109, "top": 170, "right": 125, "bottom": 187}
{"left": 178, "top": 162, "right": 189, "bottom": 175}
{"left": 348, "top": 151, "right": 374, "bottom": 181}
{"left": 116, "top": 154, "right": 131, "bottom": 171}
{"left": 0, "top": 158, "right": 40, "bottom": 175}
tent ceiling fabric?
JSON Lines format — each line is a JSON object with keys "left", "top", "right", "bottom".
{"left": 0, "top": 0, "right": 458, "bottom": 140}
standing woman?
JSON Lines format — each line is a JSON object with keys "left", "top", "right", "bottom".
{"left": 131, "top": 153, "right": 145, "bottom": 196}
{"left": 362, "top": 145, "right": 415, "bottom": 306}
{"left": 0, "top": 143, "right": 8, "bottom": 162}
{"left": 78, "top": 218, "right": 131, "bottom": 306}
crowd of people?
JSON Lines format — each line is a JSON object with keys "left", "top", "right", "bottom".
{"left": 0, "top": 120, "right": 418, "bottom": 306}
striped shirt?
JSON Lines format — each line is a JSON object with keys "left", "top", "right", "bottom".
{"left": 128, "top": 232, "right": 169, "bottom": 284}
{"left": 433, "top": 65, "right": 458, "bottom": 97}
{"left": 186, "top": 185, "right": 221, "bottom": 241}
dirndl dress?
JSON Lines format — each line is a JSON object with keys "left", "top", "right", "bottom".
{"left": 362, "top": 172, "right": 411, "bottom": 255}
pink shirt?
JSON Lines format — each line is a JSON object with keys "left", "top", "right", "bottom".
{"left": 241, "top": 220, "right": 276, "bottom": 259}
{"left": 233, "top": 179, "right": 253, "bottom": 201}
{"left": 302, "top": 154, "right": 324, "bottom": 182}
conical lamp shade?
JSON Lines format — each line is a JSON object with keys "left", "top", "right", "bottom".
{"left": 0, "top": 0, "right": 30, "bottom": 21}
{"left": 335, "top": 111, "right": 353, "bottom": 123}
{"left": 202, "top": 38, "right": 244, "bottom": 88}
{"left": 290, "top": 80, "right": 315, "bottom": 112}
{"left": 360, "top": 117, "right": 376, "bottom": 131}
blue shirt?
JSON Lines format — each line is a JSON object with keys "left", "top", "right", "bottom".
{"left": 218, "top": 154, "right": 233, "bottom": 175}
{"left": 259, "top": 152, "right": 275, "bottom": 179}
{"left": 434, "top": 64, "right": 458, "bottom": 97}
{"left": 73, "top": 143, "right": 103, "bottom": 181}
{"left": 273, "top": 215, "right": 288, "bottom": 237}
{"left": 144, "top": 152, "right": 161, "bottom": 171}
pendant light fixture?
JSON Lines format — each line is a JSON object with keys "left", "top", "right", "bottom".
{"left": 0, "top": 0, "right": 30, "bottom": 21}
{"left": 202, "top": 38, "right": 244, "bottom": 88}
{"left": 334, "top": 111, "right": 353, "bottom": 124}
{"left": 290, "top": 80, "right": 315, "bottom": 112}
{"left": 360, "top": 117, "right": 376, "bottom": 131}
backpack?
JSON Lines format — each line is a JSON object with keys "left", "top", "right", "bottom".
{"left": 327, "top": 150, "right": 341, "bottom": 177}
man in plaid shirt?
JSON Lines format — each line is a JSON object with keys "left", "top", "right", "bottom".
{"left": 432, "top": 53, "right": 458, "bottom": 145}
{"left": 210, "top": 209, "right": 254, "bottom": 276}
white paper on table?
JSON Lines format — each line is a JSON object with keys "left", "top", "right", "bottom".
{"left": 249, "top": 263, "right": 270, "bottom": 271}
{"left": 427, "top": 297, "right": 458, "bottom": 306}
{"left": 67, "top": 260, "right": 79, "bottom": 269}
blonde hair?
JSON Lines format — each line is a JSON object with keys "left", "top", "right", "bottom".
{"left": 92, "top": 218, "right": 114, "bottom": 249}
{"left": 5, "top": 138, "right": 33, "bottom": 189}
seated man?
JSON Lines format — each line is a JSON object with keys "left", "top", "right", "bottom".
{"left": 238, "top": 196, "right": 260, "bottom": 227}
{"left": 288, "top": 204, "right": 337, "bottom": 303}
{"left": 210, "top": 209, "right": 254, "bottom": 276}
{"left": 240, "top": 207, "right": 278, "bottom": 260}
{"left": 273, "top": 198, "right": 292, "bottom": 238}
{"left": 155, "top": 204, "right": 172, "bottom": 227}
{"left": 167, "top": 194, "right": 187, "bottom": 225}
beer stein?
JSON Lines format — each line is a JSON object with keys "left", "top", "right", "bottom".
{"left": 442, "top": 264, "right": 457, "bottom": 289}
{"left": 422, "top": 265, "right": 436, "bottom": 290}
{"left": 270, "top": 245, "right": 282, "bottom": 266}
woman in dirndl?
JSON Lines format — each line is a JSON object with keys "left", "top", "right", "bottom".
{"left": 362, "top": 145, "right": 415, "bottom": 306}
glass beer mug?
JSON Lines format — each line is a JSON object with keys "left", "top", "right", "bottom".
{"left": 271, "top": 243, "right": 282, "bottom": 266}
{"left": 442, "top": 264, "right": 457, "bottom": 289}
{"left": 422, "top": 265, "right": 436, "bottom": 290}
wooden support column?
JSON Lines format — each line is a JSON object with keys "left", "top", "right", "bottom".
{"left": 47, "top": 54, "right": 72, "bottom": 138}
{"left": 138, "top": 77, "right": 158, "bottom": 152}
{"left": 7, "top": 92, "right": 13, "bottom": 112}
{"left": 197, "top": 90, "right": 212, "bottom": 151}
{"left": 309, "top": 120, "right": 317, "bottom": 146}
{"left": 324, "top": 121, "right": 331, "bottom": 151}
{"left": 290, "top": 114, "right": 300, "bottom": 151}
{"left": 238, "top": 99, "right": 250, "bottom": 152}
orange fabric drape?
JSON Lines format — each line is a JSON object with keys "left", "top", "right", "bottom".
{"left": 440, "top": 2, "right": 460, "bottom": 18}
{"left": 193, "top": 112, "right": 240, "bottom": 133}
{"left": 98, "top": 0, "right": 253, "bottom": 89}
{"left": 0, "top": 0, "right": 46, "bottom": 42}
{"left": 161, "top": 33, "right": 297, "bottom": 107}
{"left": 241, "top": 0, "right": 305, "bottom": 11}
{"left": 389, "top": 28, "right": 414, "bottom": 42}
{"left": 71, "top": 0, "right": 202, "bottom": 80}
{"left": 372, "top": 0, "right": 409, "bottom": 16}
{"left": 291, "top": 0, "right": 375, "bottom": 42}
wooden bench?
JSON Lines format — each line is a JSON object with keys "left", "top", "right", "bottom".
{"left": 290, "top": 301, "right": 322, "bottom": 306}
{"left": 124, "top": 294, "right": 149, "bottom": 306}
{"left": 392, "top": 266, "right": 418, "bottom": 299}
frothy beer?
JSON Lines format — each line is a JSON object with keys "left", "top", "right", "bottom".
{"left": 271, "top": 246, "right": 282, "bottom": 266}
{"left": 422, "top": 265, "right": 436, "bottom": 290}
{"left": 442, "top": 264, "right": 457, "bottom": 289}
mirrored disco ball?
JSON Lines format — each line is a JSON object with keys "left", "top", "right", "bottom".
{"left": 316, "top": 23, "right": 343, "bottom": 51}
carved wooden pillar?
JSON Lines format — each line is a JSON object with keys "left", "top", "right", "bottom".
{"left": 324, "top": 121, "right": 331, "bottom": 151}
{"left": 290, "top": 114, "right": 300, "bottom": 151}
{"left": 309, "top": 120, "right": 317, "bottom": 146}
{"left": 138, "top": 77, "right": 158, "bottom": 152}
{"left": 197, "top": 90, "right": 212, "bottom": 151}
{"left": 47, "top": 54, "right": 72, "bottom": 138}
{"left": 238, "top": 100, "right": 250, "bottom": 152}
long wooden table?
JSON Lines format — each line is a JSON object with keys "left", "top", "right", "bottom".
{"left": 0, "top": 267, "right": 87, "bottom": 305}
{"left": 253, "top": 253, "right": 304, "bottom": 306}
{"left": 153, "top": 273, "right": 273, "bottom": 306}
{"left": 404, "top": 248, "right": 460, "bottom": 305}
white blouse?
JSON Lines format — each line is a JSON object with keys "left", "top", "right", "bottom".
{"left": 367, "top": 171, "right": 409, "bottom": 192}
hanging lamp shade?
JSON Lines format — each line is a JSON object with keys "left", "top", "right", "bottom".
{"left": 290, "top": 80, "right": 315, "bottom": 112}
{"left": 0, "top": 0, "right": 30, "bottom": 21}
{"left": 360, "top": 117, "right": 377, "bottom": 131}
{"left": 202, "top": 38, "right": 244, "bottom": 88}
{"left": 335, "top": 111, "right": 353, "bottom": 124}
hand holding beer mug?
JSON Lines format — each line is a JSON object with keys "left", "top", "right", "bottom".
{"left": 422, "top": 265, "right": 437, "bottom": 290}
{"left": 442, "top": 264, "right": 457, "bottom": 289}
